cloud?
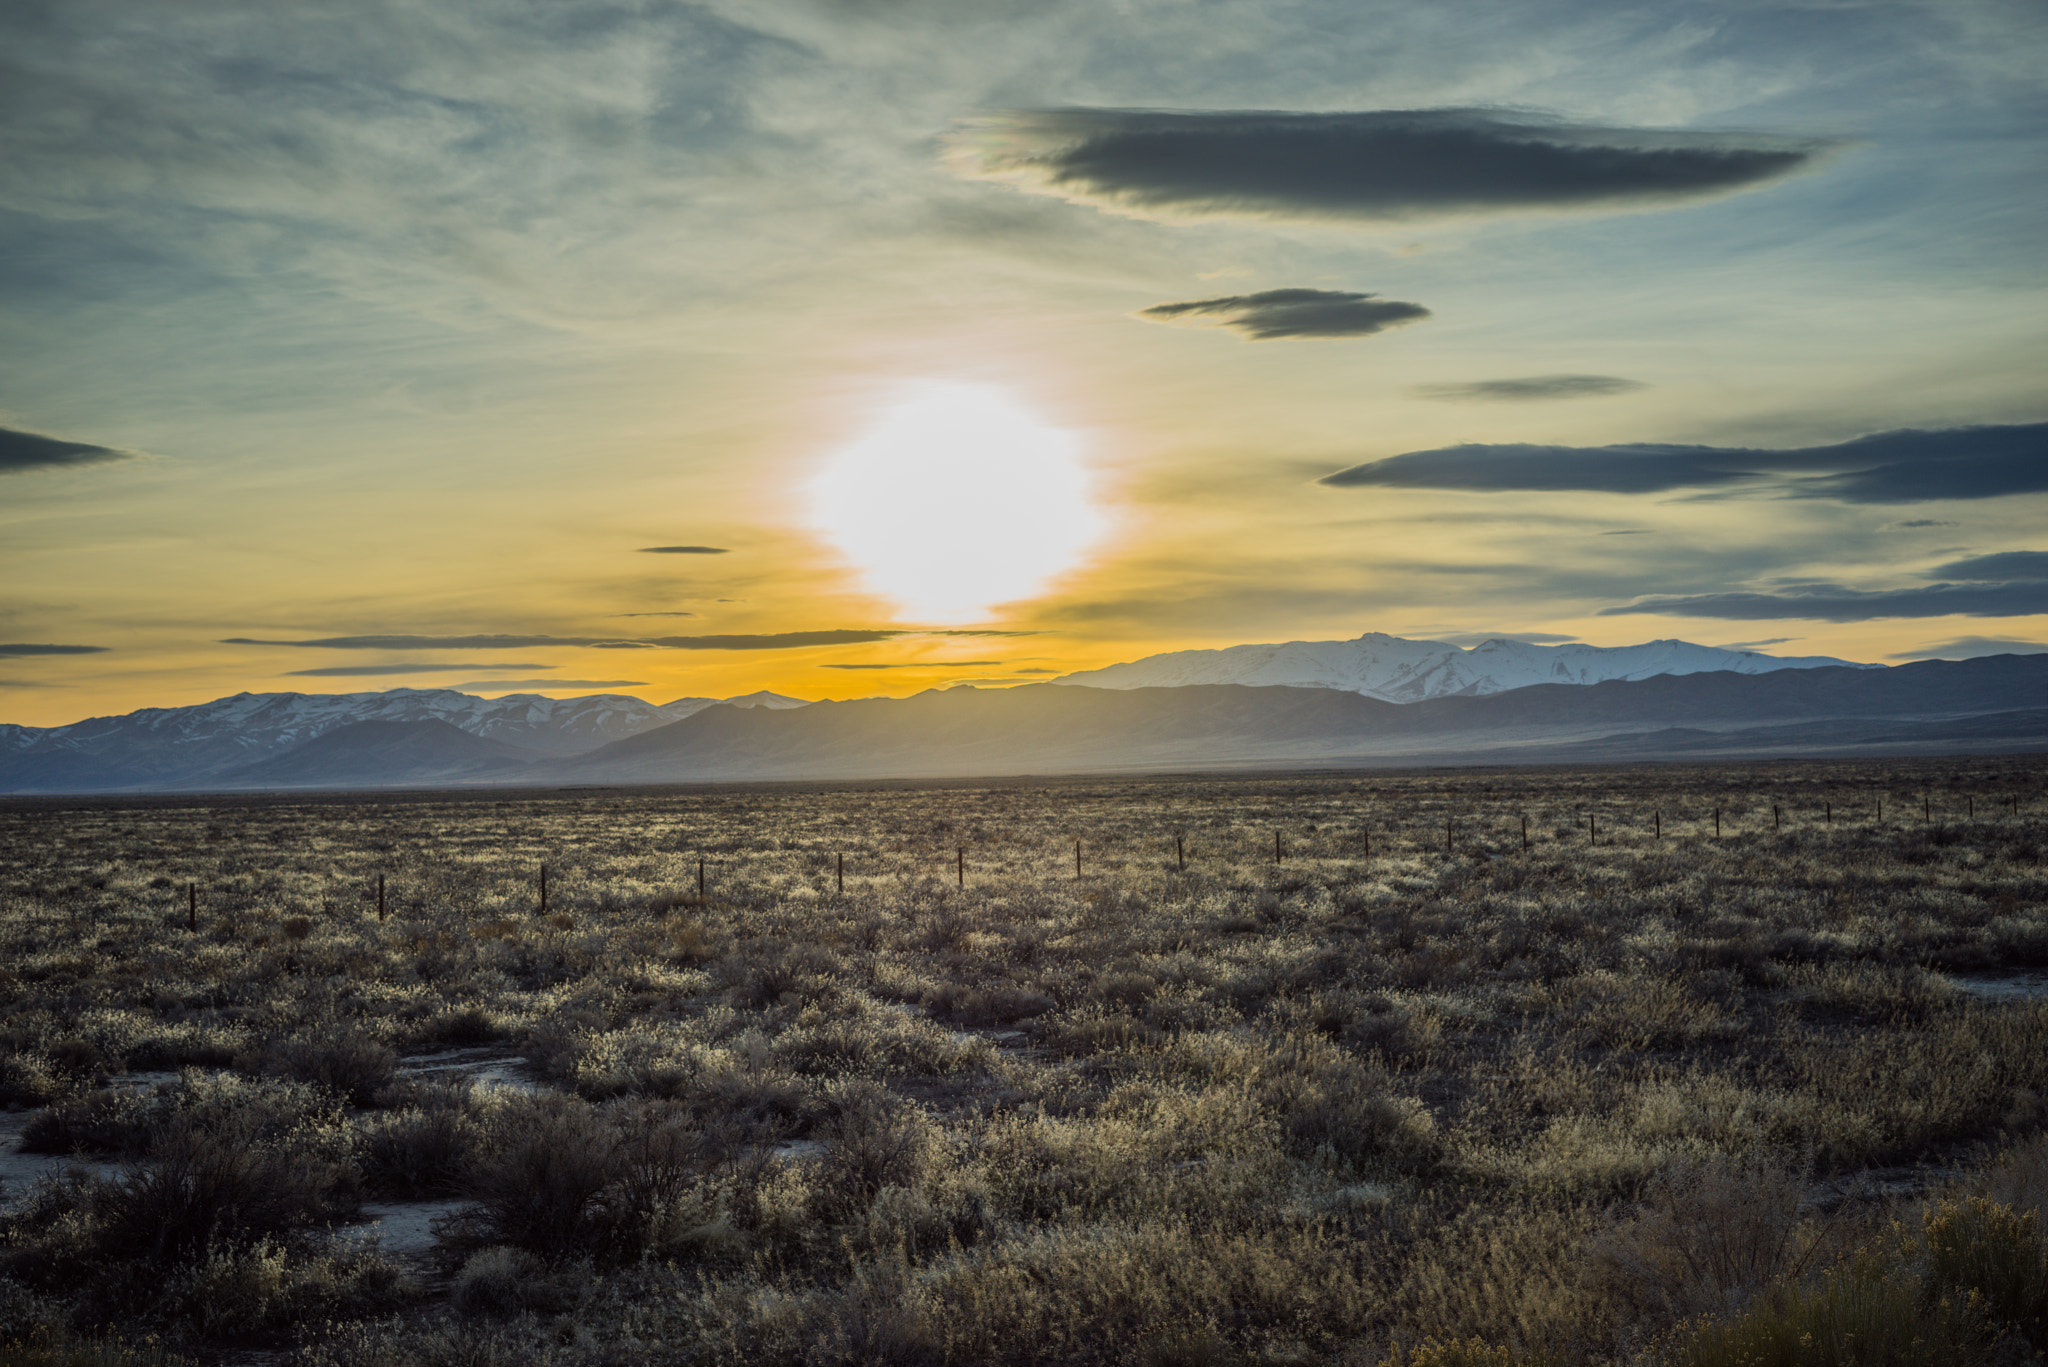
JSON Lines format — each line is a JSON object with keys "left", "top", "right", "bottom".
{"left": 638, "top": 546, "right": 730, "bottom": 554}
{"left": 1137, "top": 288, "right": 1428, "bottom": 340}
{"left": 1891, "top": 519, "right": 1958, "bottom": 529}
{"left": 1601, "top": 581, "right": 2048, "bottom": 621}
{"left": 0, "top": 643, "right": 109, "bottom": 657}
{"left": 609, "top": 612, "right": 699, "bottom": 618}
{"left": 821, "top": 661, "right": 1002, "bottom": 670}
{"left": 0, "top": 427, "right": 136, "bottom": 475}
{"left": 1719, "top": 638, "right": 1797, "bottom": 649}
{"left": 451, "top": 679, "right": 649, "bottom": 690}
{"left": 1318, "top": 423, "right": 2048, "bottom": 500}
{"left": 1435, "top": 631, "right": 1581, "bottom": 646}
{"left": 1886, "top": 637, "right": 2048, "bottom": 661}
{"left": 1781, "top": 425, "right": 2048, "bottom": 503}
{"left": 1410, "top": 375, "right": 1646, "bottom": 402}
{"left": 223, "top": 629, "right": 1023, "bottom": 651}
{"left": 1320, "top": 443, "right": 1763, "bottom": 493}
{"left": 1602, "top": 529, "right": 1653, "bottom": 535}
{"left": 284, "top": 662, "right": 555, "bottom": 677}
{"left": 952, "top": 108, "right": 1833, "bottom": 224}
{"left": 1926, "top": 551, "right": 2048, "bottom": 581}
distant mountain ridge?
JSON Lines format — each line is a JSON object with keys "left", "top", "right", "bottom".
{"left": 1053, "top": 632, "right": 1877, "bottom": 701}
{"left": 0, "top": 687, "right": 807, "bottom": 791}
{"left": 5, "top": 641, "right": 2042, "bottom": 794}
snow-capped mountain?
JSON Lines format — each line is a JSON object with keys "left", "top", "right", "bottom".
{"left": 1053, "top": 632, "right": 1879, "bottom": 702}
{"left": 0, "top": 687, "right": 809, "bottom": 789}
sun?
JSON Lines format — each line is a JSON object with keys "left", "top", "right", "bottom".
{"left": 810, "top": 382, "right": 1107, "bottom": 623}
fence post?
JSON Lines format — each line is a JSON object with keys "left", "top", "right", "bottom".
{"left": 1774, "top": 805, "right": 1781, "bottom": 831}
{"left": 957, "top": 846, "right": 964, "bottom": 889}
{"left": 1655, "top": 811, "right": 1661, "bottom": 840}
{"left": 1924, "top": 794, "right": 1931, "bottom": 822}
{"left": 377, "top": 873, "right": 385, "bottom": 922}
{"left": 697, "top": 858, "right": 706, "bottom": 902}
{"left": 1521, "top": 815, "right": 1528, "bottom": 851}
{"left": 188, "top": 883, "right": 197, "bottom": 932}
{"left": 837, "top": 852, "right": 845, "bottom": 895}
{"left": 539, "top": 864, "right": 548, "bottom": 914}
{"left": 1445, "top": 818, "right": 1452, "bottom": 854}
{"left": 1075, "top": 839, "right": 1082, "bottom": 880}
{"left": 1713, "top": 808, "right": 1721, "bottom": 839}
{"left": 1274, "top": 831, "right": 1282, "bottom": 863}
{"left": 1176, "top": 834, "right": 1185, "bottom": 871}
{"left": 1588, "top": 815, "right": 1596, "bottom": 845}
{"left": 1825, "top": 802, "right": 1831, "bottom": 824}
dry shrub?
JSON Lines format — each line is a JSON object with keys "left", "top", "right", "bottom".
{"left": 1389, "top": 1202, "right": 1606, "bottom": 1354}
{"left": 451, "top": 1245, "right": 586, "bottom": 1318}
{"left": 1582, "top": 1151, "right": 1820, "bottom": 1337}
{"left": 361, "top": 1087, "right": 483, "bottom": 1198}
{"left": 813, "top": 1080, "right": 936, "bottom": 1218}
{"left": 441, "top": 1091, "right": 712, "bottom": 1266}
{"left": 240, "top": 1027, "right": 396, "bottom": 1107}
{"left": 1920, "top": 1196, "right": 2048, "bottom": 1351}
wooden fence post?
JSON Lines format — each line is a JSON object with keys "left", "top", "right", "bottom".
{"left": 1774, "top": 805, "right": 1782, "bottom": 831}
{"left": 1588, "top": 815, "right": 1597, "bottom": 845}
{"left": 1274, "top": 831, "right": 1282, "bottom": 863}
{"left": 697, "top": 858, "right": 706, "bottom": 902}
{"left": 1713, "top": 808, "right": 1721, "bottom": 838}
{"left": 377, "top": 873, "right": 385, "bottom": 922}
{"left": 958, "top": 846, "right": 965, "bottom": 889}
{"left": 1075, "top": 839, "right": 1082, "bottom": 880}
{"left": 188, "top": 883, "right": 197, "bottom": 932}
{"left": 837, "top": 852, "right": 845, "bottom": 895}
{"left": 539, "top": 864, "right": 548, "bottom": 914}
{"left": 1654, "top": 811, "right": 1662, "bottom": 840}
{"left": 1176, "top": 834, "right": 1185, "bottom": 872}
{"left": 1521, "top": 815, "right": 1528, "bottom": 852}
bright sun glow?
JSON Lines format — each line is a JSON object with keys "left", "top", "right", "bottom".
{"left": 811, "top": 382, "right": 1107, "bottom": 622}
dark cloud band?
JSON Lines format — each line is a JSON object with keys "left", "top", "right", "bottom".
{"left": 0, "top": 643, "right": 110, "bottom": 657}
{"left": 638, "top": 546, "right": 730, "bottom": 554}
{"left": 284, "top": 663, "right": 556, "bottom": 677}
{"left": 451, "top": 679, "right": 649, "bottom": 689}
{"left": 224, "top": 629, "right": 1030, "bottom": 651}
{"left": 1319, "top": 423, "right": 2048, "bottom": 501}
{"left": 955, "top": 108, "right": 1832, "bottom": 223}
{"left": 1138, "top": 288, "right": 1428, "bottom": 340}
{"left": 1, "top": 428, "right": 135, "bottom": 475}
{"left": 1320, "top": 442, "right": 1759, "bottom": 494}
{"left": 1410, "top": 375, "right": 1646, "bottom": 402}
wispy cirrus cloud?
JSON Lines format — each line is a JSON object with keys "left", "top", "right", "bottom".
{"left": 1601, "top": 581, "right": 2048, "bottom": 622}
{"left": 1410, "top": 375, "right": 1645, "bottom": 402}
{"left": 1, "top": 428, "right": 136, "bottom": 475}
{"left": 1137, "top": 288, "right": 1428, "bottom": 340}
{"left": 638, "top": 546, "right": 730, "bottom": 554}
{"left": 953, "top": 108, "right": 1834, "bottom": 224}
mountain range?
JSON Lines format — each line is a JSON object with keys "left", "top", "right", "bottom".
{"left": 1051, "top": 632, "right": 1876, "bottom": 700}
{"left": 1, "top": 634, "right": 2041, "bottom": 792}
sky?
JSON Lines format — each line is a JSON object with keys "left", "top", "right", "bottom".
{"left": 2, "top": 0, "right": 2045, "bottom": 727}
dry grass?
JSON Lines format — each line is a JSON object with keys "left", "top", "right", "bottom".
{"left": 0, "top": 755, "right": 2043, "bottom": 1360}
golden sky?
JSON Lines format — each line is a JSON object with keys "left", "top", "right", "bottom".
{"left": 3, "top": 0, "right": 2045, "bottom": 727}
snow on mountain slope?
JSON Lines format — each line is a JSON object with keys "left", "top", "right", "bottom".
{"left": 1053, "top": 632, "right": 1880, "bottom": 702}
{"left": 0, "top": 687, "right": 813, "bottom": 764}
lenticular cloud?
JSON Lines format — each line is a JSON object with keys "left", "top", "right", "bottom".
{"left": 952, "top": 108, "right": 1833, "bottom": 224}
